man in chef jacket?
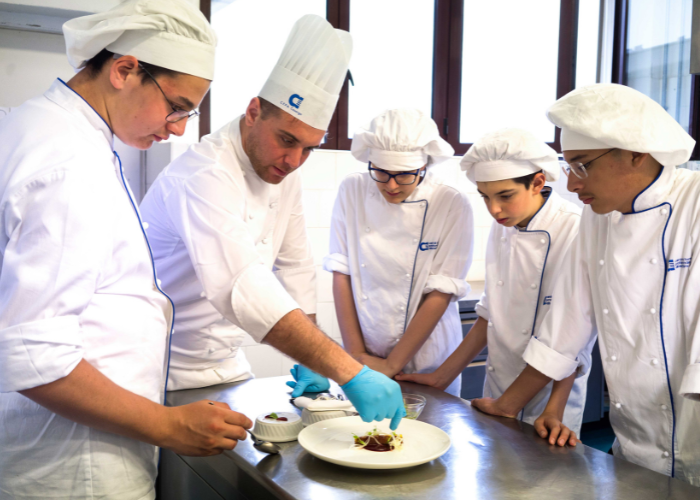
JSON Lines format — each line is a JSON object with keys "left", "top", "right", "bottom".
{"left": 0, "top": 2, "right": 258, "bottom": 499}
{"left": 471, "top": 84, "right": 700, "bottom": 486}
{"left": 140, "top": 15, "right": 406, "bottom": 428}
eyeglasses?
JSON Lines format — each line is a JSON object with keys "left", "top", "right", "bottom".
{"left": 561, "top": 149, "right": 616, "bottom": 179}
{"left": 368, "top": 165, "right": 424, "bottom": 185}
{"left": 138, "top": 63, "right": 199, "bottom": 123}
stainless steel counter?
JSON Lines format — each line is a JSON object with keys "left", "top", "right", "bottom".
{"left": 160, "top": 377, "right": 697, "bottom": 500}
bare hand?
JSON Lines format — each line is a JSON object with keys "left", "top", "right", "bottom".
{"left": 160, "top": 400, "right": 253, "bottom": 456}
{"left": 470, "top": 397, "right": 519, "bottom": 419}
{"left": 534, "top": 412, "right": 580, "bottom": 447}
{"left": 395, "top": 371, "right": 448, "bottom": 391}
{"left": 358, "top": 353, "right": 397, "bottom": 378}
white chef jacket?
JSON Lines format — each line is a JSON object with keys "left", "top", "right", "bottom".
{"left": 324, "top": 171, "right": 474, "bottom": 396}
{"left": 478, "top": 188, "right": 594, "bottom": 435}
{"left": 0, "top": 80, "right": 172, "bottom": 499}
{"left": 140, "top": 115, "right": 316, "bottom": 390}
{"left": 524, "top": 165, "right": 700, "bottom": 485}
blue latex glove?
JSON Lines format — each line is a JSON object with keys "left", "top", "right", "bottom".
{"left": 341, "top": 366, "right": 406, "bottom": 430}
{"left": 286, "top": 364, "right": 331, "bottom": 398}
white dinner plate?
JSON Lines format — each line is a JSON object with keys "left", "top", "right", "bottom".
{"left": 297, "top": 416, "right": 451, "bottom": 469}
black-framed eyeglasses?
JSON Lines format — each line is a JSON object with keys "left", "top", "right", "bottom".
{"left": 368, "top": 164, "right": 425, "bottom": 185}
{"left": 138, "top": 63, "right": 199, "bottom": 123}
{"left": 561, "top": 148, "right": 616, "bottom": 179}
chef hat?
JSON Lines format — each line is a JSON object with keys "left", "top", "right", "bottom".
{"left": 351, "top": 109, "right": 454, "bottom": 171}
{"left": 258, "top": 15, "right": 352, "bottom": 131}
{"left": 548, "top": 83, "right": 696, "bottom": 167}
{"left": 63, "top": 0, "right": 217, "bottom": 80}
{"left": 460, "top": 128, "right": 560, "bottom": 184}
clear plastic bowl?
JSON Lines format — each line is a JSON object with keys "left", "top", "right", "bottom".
{"left": 402, "top": 394, "right": 427, "bottom": 420}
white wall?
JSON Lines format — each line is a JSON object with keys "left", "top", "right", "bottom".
{"left": 0, "top": 28, "right": 145, "bottom": 198}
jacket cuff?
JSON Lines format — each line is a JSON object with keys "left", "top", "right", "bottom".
{"left": 475, "top": 302, "right": 489, "bottom": 320}
{"left": 423, "top": 275, "right": 470, "bottom": 302}
{"left": 323, "top": 253, "right": 350, "bottom": 275}
{"left": 522, "top": 337, "right": 578, "bottom": 381}
{"left": 232, "top": 265, "right": 300, "bottom": 342}
{"left": 680, "top": 363, "right": 700, "bottom": 401}
{"left": 0, "top": 316, "right": 83, "bottom": 392}
{"left": 274, "top": 264, "right": 317, "bottom": 315}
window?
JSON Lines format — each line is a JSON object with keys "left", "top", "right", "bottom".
{"left": 200, "top": 0, "right": 584, "bottom": 153}
{"left": 613, "top": 0, "right": 698, "bottom": 159}
{"left": 347, "top": 1, "right": 435, "bottom": 139}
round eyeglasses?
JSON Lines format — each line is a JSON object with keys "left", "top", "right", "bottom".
{"left": 138, "top": 63, "right": 200, "bottom": 123}
{"left": 368, "top": 165, "right": 424, "bottom": 185}
{"left": 561, "top": 149, "right": 616, "bottom": 179}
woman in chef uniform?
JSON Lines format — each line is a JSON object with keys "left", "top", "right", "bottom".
{"left": 324, "top": 108, "right": 474, "bottom": 397}
{"left": 476, "top": 84, "right": 700, "bottom": 486}
{"left": 399, "top": 129, "right": 595, "bottom": 443}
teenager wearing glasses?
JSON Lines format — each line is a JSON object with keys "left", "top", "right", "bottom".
{"left": 322, "top": 108, "right": 474, "bottom": 396}
{"left": 474, "top": 84, "right": 700, "bottom": 486}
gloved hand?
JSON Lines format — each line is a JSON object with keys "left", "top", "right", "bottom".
{"left": 341, "top": 366, "right": 406, "bottom": 430}
{"left": 286, "top": 364, "right": 331, "bottom": 398}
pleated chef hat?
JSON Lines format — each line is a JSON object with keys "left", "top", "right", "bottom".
{"left": 351, "top": 109, "right": 455, "bottom": 171}
{"left": 258, "top": 15, "right": 352, "bottom": 131}
{"left": 548, "top": 83, "right": 696, "bottom": 167}
{"left": 460, "top": 128, "right": 560, "bottom": 184}
{"left": 63, "top": 0, "right": 217, "bottom": 80}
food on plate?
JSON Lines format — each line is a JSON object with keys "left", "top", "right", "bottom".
{"left": 352, "top": 428, "right": 404, "bottom": 452}
{"left": 264, "top": 412, "right": 288, "bottom": 421}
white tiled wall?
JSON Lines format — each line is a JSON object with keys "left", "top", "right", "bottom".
{"left": 242, "top": 150, "right": 583, "bottom": 378}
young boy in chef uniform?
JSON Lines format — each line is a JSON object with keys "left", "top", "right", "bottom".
{"left": 323, "top": 108, "right": 475, "bottom": 397}
{"left": 475, "top": 84, "right": 700, "bottom": 485}
{"left": 398, "top": 129, "right": 596, "bottom": 445}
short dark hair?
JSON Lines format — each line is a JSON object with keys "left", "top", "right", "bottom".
{"left": 258, "top": 96, "right": 283, "bottom": 120}
{"left": 512, "top": 170, "right": 544, "bottom": 188}
{"left": 83, "top": 49, "right": 179, "bottom": 83}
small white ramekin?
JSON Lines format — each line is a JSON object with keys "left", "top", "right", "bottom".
{"left": 253, "top": 412, "right": 304, "bottom": 442}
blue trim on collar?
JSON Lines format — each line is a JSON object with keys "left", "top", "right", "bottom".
{"left": 628, "top": 166, "right": 664, "bottom": 214}
{"left": 57, "top": 78, "right": 114, "bottom": 135}
{"left": 523, "top": 187, "right": 553, "bottom": 231}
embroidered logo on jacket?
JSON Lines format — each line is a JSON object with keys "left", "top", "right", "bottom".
{"left": 419, "top": 241, "right": 439, "bottom": 251}
{"left": 667, "top": 257, "right": 691, "bottom": 271}
{"left": 543, "top": 295, "right": 552, "bottom": 305}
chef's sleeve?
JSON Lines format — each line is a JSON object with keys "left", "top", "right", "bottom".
{"left": 323, "top": 177, "right": 350, "bottom": 276}
{"left": 272, "top": 173, "right": 316, "bottom": 314}
{"left": 522, "top": 230, "right": 598, "bottom": 381}
{"left": 165, "top": 166, "right": 298, "bottom": 342}
{"left": 680, "top": 239, "right": 700, "bottom": 401}
{"left": 0, "top": 168, "right": 109, "bottom": 392}
{"left": 422, "top": 189, "right": 474, "bottom": 302}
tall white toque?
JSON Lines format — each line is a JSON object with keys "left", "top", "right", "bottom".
{"left": 63, "top": 0, "right": 217, "bottom": 80}
{"left": 258, "top": 14, "right": 353, "bottom": 131}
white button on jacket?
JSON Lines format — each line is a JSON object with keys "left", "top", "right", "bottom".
{"left": 324, "top": 171, "right": 474, "bottom": 397}
{"left": 524, "top": 165, "right": 700, "bottom": 485}
{"left": 0, "top": 80, "right": 172, "bottom": 499}
{"left": 140, "top": 116, "right": 316, "bottom": 391}
{"left": 479, "top": 189, "right": 594, "bottom": 435}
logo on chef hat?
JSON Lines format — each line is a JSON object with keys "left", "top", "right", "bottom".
{"left": 289, "top": 94, "right": 304, "bottom": 109}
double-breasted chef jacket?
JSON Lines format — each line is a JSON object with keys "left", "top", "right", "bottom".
{"left": 140, "top": 115, "right": 316, "bottom": 390}
{"left": 324, "top": 170, "right": 474, "bottom": 396}
{"left": 524, "top": 165, "right": 700, "bottom": 485}
{"left": 0, "top": 79, "right": 172, "bottom": 499}
{"left": 479, "top": 188, "right": 595, "bottom": 435}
